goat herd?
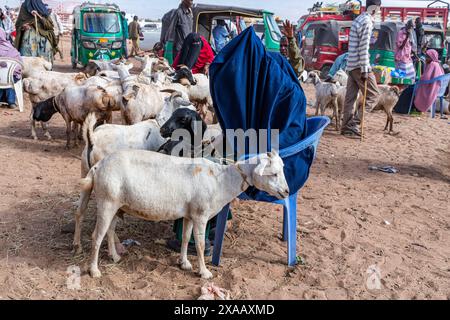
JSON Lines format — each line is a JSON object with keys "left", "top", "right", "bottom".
{"left": 21, "top": 55, "right": 290, "bottom": 279}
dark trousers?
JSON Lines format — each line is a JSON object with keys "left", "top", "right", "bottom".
{"left": 0, "top": 76, "right": 19, "bottom": 105}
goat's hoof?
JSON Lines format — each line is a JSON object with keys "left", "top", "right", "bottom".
{"left": 110, "top": 254, "right": 121, "bottom": 264}
{"left": 72, "top": 245, "right": 83, "bottom": 255}
{"left": 32, "top": 136, "right": 38, "bottom": 141}
{"left": 180, "top": 260, "right": 193, "bottom": 271}
{"left": 65, "top": 145, "right": 71, "bottom": 150}
{"left": 89, "top": 267, "right": 102, "bottom": 278}
{"left": 200, "top": 269, "right": 213, "bottom": 279}
{"left": 45, "top": 135, "right": 52, "bottom": 141}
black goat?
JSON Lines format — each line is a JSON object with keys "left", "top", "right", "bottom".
{"left": 158, "top": 108, "right": 207, "bottom": 157}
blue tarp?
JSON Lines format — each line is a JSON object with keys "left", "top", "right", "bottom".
{"left": 209, "top": 27, "right": 313, "bottom": 201}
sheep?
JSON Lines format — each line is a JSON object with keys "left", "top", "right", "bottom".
{"left": 22, "top": 56, "right": 52, "bottom": 78}
{"left": 306, "top": 71, "right": 340, "bottom": 130}
{"left": 75, "top": 149, "right": 289, "bottom": 279}
{"left": 80, "top": 90, "right": 195, "bottom": 177}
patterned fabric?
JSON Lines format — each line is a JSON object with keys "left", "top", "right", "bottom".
{"left": 396, "top": 61, "right": 416, "bottom": 81}
{"left": 19, "top": 27, "right": 53, "bottom": 63}
{"left": 347, "top": 12, "right": 373, "bottom": 73}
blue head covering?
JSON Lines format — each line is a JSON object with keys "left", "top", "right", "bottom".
{"left": 25, "top": 0, "right": 50, "bottom": 17}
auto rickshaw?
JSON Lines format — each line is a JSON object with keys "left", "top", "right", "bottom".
{"left": 71, "top": 2, "right": 126, "bottom": 68}
{"left": 301, "top": 20, "right": 352, "bottom": 77}
{"left": 370, "top": 22, "right": 420, "bottom": 85}
{"left": 370, "top": 22, "right": 418, "bottom": 69}
{"left": 423, "top": 25, "right": 447, "bottom": 64}
{"left": 161, "top": 3, "right": 282, "bottom": 64}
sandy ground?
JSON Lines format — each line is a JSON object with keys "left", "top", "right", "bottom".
{"left": 0, "top": 37, "right": 449, "bottom": 300}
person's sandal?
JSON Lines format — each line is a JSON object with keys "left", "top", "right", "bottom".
{"left": 341, "top": 127, "right": 361, "bottom": 138}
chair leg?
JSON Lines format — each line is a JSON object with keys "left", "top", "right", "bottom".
{"left": 440, "top": 97, "right": 444, "bottom": 118}
{"left": 282, "top": 203, "right": 288, "bottom": 242}
{"left": 286, "top": 193, "right": 298, "bottom": 267}
{"left": 211, "top": 204, "right": 230, "bottom": 267}
{"left": 14, "top": 80, "right": 24, "bottom": 113}
{"left": 432, "top": 101, "right": 436, "bottom": 119}
{"left": 408, "top": 86, "right": 417, "bottom": 115}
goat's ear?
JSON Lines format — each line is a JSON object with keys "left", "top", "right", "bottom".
{"left": 254, "top": 157, "right": 269, "bottom": 176}
{"left": 391, "top": 86, "right": 400, "bottom": 95}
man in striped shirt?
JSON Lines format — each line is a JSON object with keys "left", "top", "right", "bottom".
{"left": 342, "top": 0, "right": 381, "bottom": 137}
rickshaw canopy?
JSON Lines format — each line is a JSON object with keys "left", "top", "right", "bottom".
{"left": 306, "top": 20, "right": 352, "bottom": 47}
{"left": 370, "top": 22, "right": 417, "bottom": 52}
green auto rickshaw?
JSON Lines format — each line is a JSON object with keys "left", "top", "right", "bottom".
{"left": 71, "top": 2, "right": 127, "bottom": 68}
{"left": 370, "top": 22, "right": 419, "bottom": 84}
{"left": 161, "top": 3, "right": 282, "bottom": 64}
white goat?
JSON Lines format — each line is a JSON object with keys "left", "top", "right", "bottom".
{"left": 115, "top": 63, "right": 176, "bottom": 124}
{"left": 332, "top": 69, "right": 348, "bottom": 86}
{"left": 75, "top": 150, "right": 289, "bottom": 279}
{"left": 22, "top": 56, "right": 52, "bottom": 78}
{"left": 307, "top": 71, "right": 340, "bottom": 130}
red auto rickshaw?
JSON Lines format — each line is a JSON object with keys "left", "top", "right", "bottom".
{"left": 301, "top": 20, "right": 352, "bottom": 77}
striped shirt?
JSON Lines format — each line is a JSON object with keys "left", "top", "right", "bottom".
{"left": 347, "top": 13, "right": 374, "bottom": 73}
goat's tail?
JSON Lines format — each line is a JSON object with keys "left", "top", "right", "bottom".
{"left": 83, "top": 113, "right": 96, "bottom": 169}
{"left": 80, "top": 165, "right": 96, "bottom": 192}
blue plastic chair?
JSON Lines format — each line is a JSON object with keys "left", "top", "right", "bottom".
{"left": 408, "top": 73, "right": 450, "bottom": 118}
{"left": 212, "top": 116, "right": 331, "bottom": 267}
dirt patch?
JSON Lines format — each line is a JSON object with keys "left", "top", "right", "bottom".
{"left": 0, "top": 37, "right": 449, "bottom": 300}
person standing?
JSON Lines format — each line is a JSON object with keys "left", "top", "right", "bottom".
{"left": 48, "top": 7, "right": 63, "bottom": 59}
{"left": 212, "top": 19, "right": 229, "bottom": 52}
{"left": 0, "top": 8, "right": 14, "bottom": 42}
{"left": 341, "top": 0, "right": 381, "bottom": 137}
{"left": 395, "top": 20, "right": 416, "bottom": 82}
{"left": 14, "top": 0, "right": 59, "bottom": 63}
{"left": 128, "top": 15, "right": 141, "bottom": 57}
{"left": 172, "top": 0, "right": 193, "bottom": 58}
{"left": 280, "top": 20, "right": 303, "bottom": 77}
{"left": 120, "top": 12, "right": 129, "bottom": 58}
{"left": 415, "top": 17, "right": 425, "bottom": 51}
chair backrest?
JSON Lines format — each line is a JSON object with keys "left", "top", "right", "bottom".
{"left": 437, "top": 74, "right": 450, "bottom": 97}
{"left": 0, "top": 57, "right": 23, "bottom": 89}
{"left": 280, "top": 116, "right": 330, "bottom": 159}
{"left": 417, "top": 73, "right": 450, "bottom": 98}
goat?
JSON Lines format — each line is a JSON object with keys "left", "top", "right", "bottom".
{"left": 22, "top": 56, "right": 52, "bottom": 78}
{"left": 307, "top": 71, "right": 340, "bottom": 130}
{"left": 32, "top": 86, "right": 116, "bottom": 148}
{"left": 75, "top": 150, "right": 289, "bottom": 279}
{"left": 369, "top": 85, "right": 401, "bottom": 134}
